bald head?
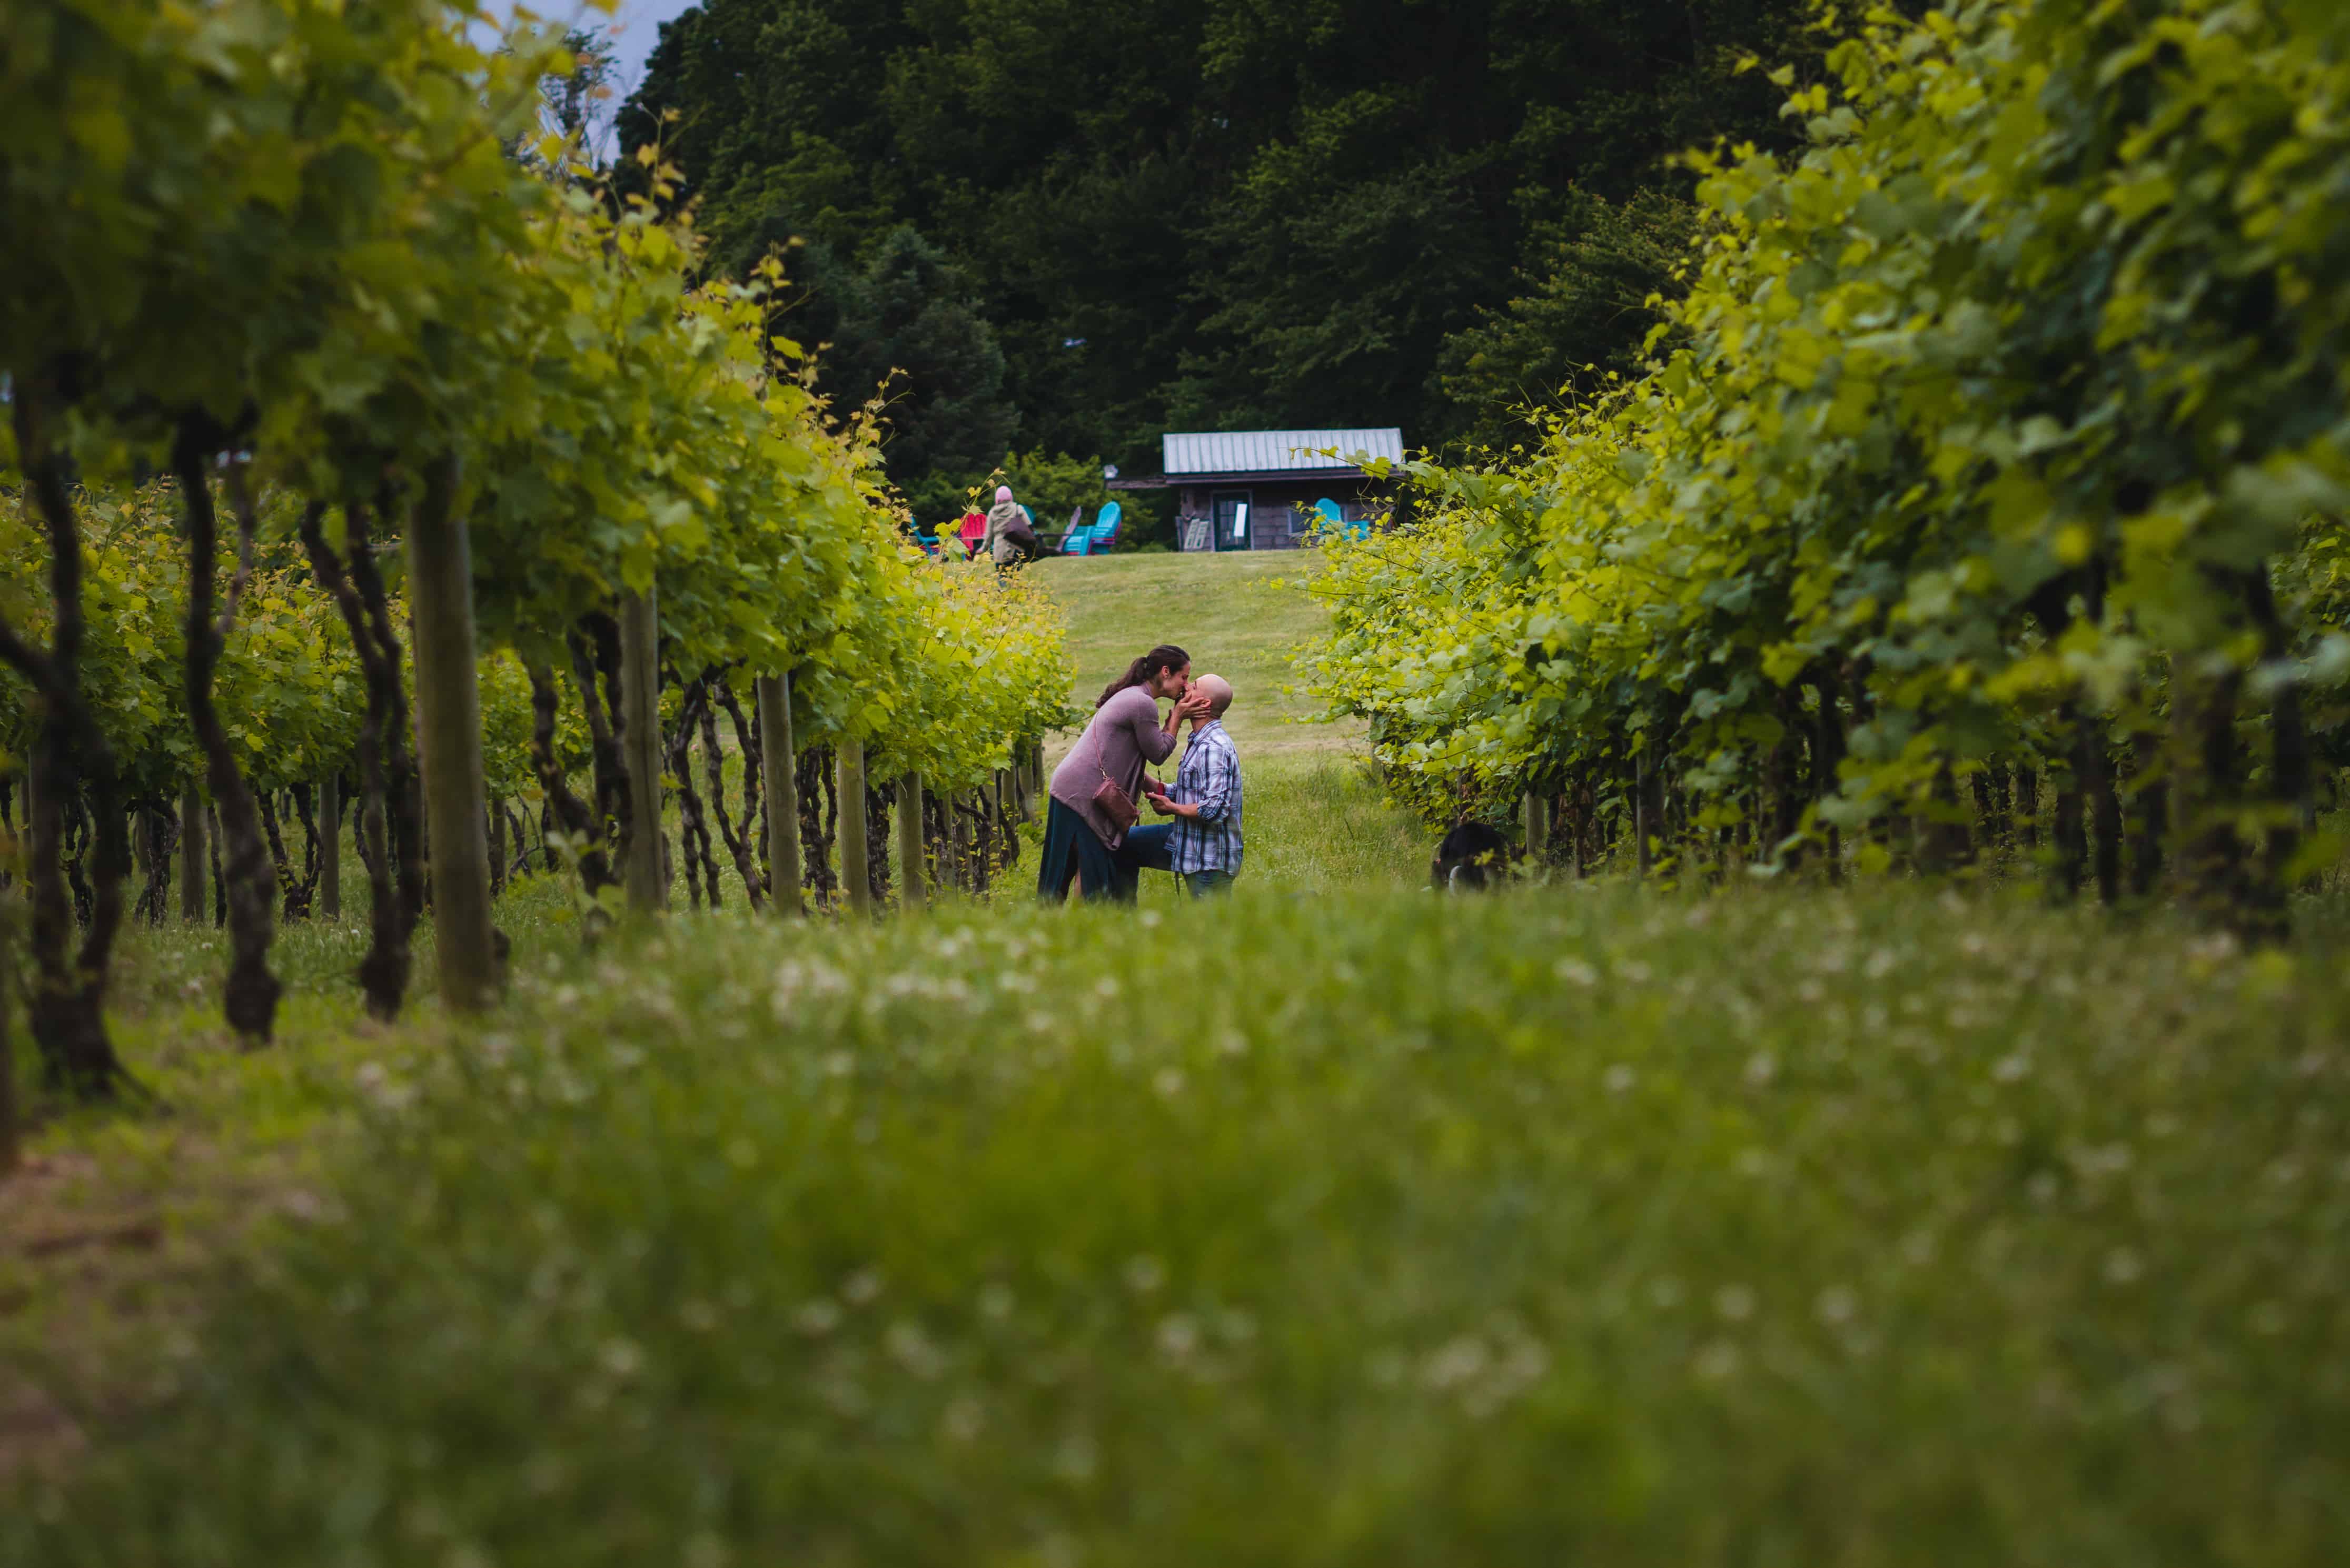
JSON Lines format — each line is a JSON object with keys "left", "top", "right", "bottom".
{"left": 1195, "top": 674, "right": 1234, "bottom": 717}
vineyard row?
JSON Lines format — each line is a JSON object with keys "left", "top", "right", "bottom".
{"left": 1, "top": 1, "right": 1075, "bottom": 1122}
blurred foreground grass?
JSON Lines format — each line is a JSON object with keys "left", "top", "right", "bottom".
{"left": 8, "top": 881, "right": 2348, "bottom": 1564}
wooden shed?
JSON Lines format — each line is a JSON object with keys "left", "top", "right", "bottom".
{"left": 1109, "top": 428, "right": 1404, "bottom": 551}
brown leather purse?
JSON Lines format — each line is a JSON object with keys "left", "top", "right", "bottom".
{"left": 1092, "top": 767, "right": 1141, "bottom": 832}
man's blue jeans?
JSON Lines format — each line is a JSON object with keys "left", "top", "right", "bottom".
{"left": 1182, "top": 868, "right": 1236, "bottom": 898}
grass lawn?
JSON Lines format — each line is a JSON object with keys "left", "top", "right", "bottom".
{"left": 6, "top": 553, "right": 2350, "bottom": 1564}
{"left": 8, "top": 885, "right": 2350, "bottom": 1564}
{"left": 1026, "top": 550, "right": 1351, "bottom": 758}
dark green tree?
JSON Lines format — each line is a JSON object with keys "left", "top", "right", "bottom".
{"left": 1434, "top": 189, "right": 1702, "bottom": 452}
{"left": 620, "top": 0, "right": 910, "bottom": 253}
{"left": 739, "top": 227, "right": 1018, "bottom": 510}
{"left": 623, "top": 0, "right": 1813, "bottom": 467}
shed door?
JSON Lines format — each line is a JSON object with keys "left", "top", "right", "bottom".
{"left": 1211, "top": 490, "right": 1253, "bottom": 552}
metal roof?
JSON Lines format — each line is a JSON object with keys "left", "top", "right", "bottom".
{"left": 1162, "top": 429, "right": 1404, "bottom": 475}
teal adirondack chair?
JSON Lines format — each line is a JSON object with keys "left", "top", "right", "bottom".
{"left": 1314, "top": 497, "right": 1370, "bottom": 541}
{"left": 1054, "top": 501, "right": 1124, "bottom": 557}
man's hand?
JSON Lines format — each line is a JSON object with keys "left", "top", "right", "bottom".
{"left": 1146, "top": 792, "right": 1178, "bottom": 816}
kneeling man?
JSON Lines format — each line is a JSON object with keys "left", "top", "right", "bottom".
{"left": 1147, "top": 673, "right": 1243, "bottom": 896}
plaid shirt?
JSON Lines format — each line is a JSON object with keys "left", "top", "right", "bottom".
{"left": 1168, "top": 718, "right": 1243, "bottom": 875}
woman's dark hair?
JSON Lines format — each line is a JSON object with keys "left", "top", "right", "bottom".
{"left": 1097, "top": 644, "right": 1189, "bottom": 709}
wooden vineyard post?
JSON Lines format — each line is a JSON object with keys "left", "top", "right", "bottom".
{"left": 318, "top": 770, "right": 341, "bottom": 920}
{"left": 208, "top": 805, "right": 224, "bottom": 924}
{"left": 487, "top": 798, "right": 507, "bottom": 899}
{"left": 620, "top": 587, "right": 667, "bottom": 914}
{"left": 837, "top": 738, "right": 871, "bottom": 916}
{"left": 406, "top": 453, "right": 501, "bottom": 1010}
{"left": 1572, "top": 779, "right": 1590, "bottom": 880}
{"left": 755, "top": 673, "right": 802, "bottom": 917}
{"left": 949, "top": 787, "right": 971, "bottom": 891}
{"left": 896, "top": 772, "right": 926, "bottom": 910}
{"left": 1634, "top": 752, "right": 1654, "bottom": 879}
{"left": 0, "top": 884, "right": 17, "bottom": 1177}
{"left": 131, "top": 811, "right": 152, "bottom": 920}
{"left": 180, "top": 784, "right": 207, "bottom": 920}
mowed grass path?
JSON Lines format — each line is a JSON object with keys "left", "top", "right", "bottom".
{"left": 1024, "top": 550, "right": 1424, "bottom": 893}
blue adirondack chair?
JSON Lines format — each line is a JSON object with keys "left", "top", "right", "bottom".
{"left": 1089, "top": 500, "right": 1122, "bottom": 552}
{"left": 1314, "top": 496, "right": 1371, "bottom": 541}
{"left": 1062, "top": 504, "right": 1095, "bottom": 555}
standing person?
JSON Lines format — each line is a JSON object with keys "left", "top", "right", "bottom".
{"left": 1039, "top": 645, "right": 1206, "bottom": 902}
{"left": 985, "top": 485, "right": 1036, "bottom": 567}
{"left": 1147, "top": 673, "right": 1243, "bottom": 896}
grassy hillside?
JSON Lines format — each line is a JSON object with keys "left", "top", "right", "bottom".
{"left": 1025, "top": 551, "right": 1424, "bottom": 892}
{"left": 1027, "top": 551, "right": 1352, "bottom": 757}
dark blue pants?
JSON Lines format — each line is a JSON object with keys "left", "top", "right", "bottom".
{"left": 1038, "top": 799, "right": 1172, "bottom": 903}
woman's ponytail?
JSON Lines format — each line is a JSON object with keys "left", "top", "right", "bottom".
{"left": 1096, "top": 643, "right": 1190, "bottom": 709}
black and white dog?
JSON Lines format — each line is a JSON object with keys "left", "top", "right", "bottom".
{"left": 1432, "top": 821, "right": 1513, "bottom": 890}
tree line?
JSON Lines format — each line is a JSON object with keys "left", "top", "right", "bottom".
{"left": 1308, "top": 0, "right": 2350, "bottom": 935}
{"left": 618, "top": 0, "right": 1826, "bottom": 519}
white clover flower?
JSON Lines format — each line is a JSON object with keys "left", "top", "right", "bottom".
{"left": 1420, "top": 1335, "right": 1489, "bottom": 1391}
{"left": 1155, "top": 1315, "right": 1200, "bottom": 1358}
{"left": 940, "top": 1396, "right": 985, "bottom": 1443}
{"left": 886, "top": 1321, "right": 946, "bottom": 1380}
{"left": 1692, "top": 1339, "right": 1742, "bottom": 1381}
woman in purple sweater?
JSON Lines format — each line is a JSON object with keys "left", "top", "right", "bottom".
{"left": 1039, "top": 644, "right": 1208, "bottom": 901}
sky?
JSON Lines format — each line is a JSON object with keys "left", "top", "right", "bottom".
{"left": 482, "top": 0, "right": 703, "bottom": 136}
{"left": 573, "top": 0, "right": 701, "bottom": 91}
